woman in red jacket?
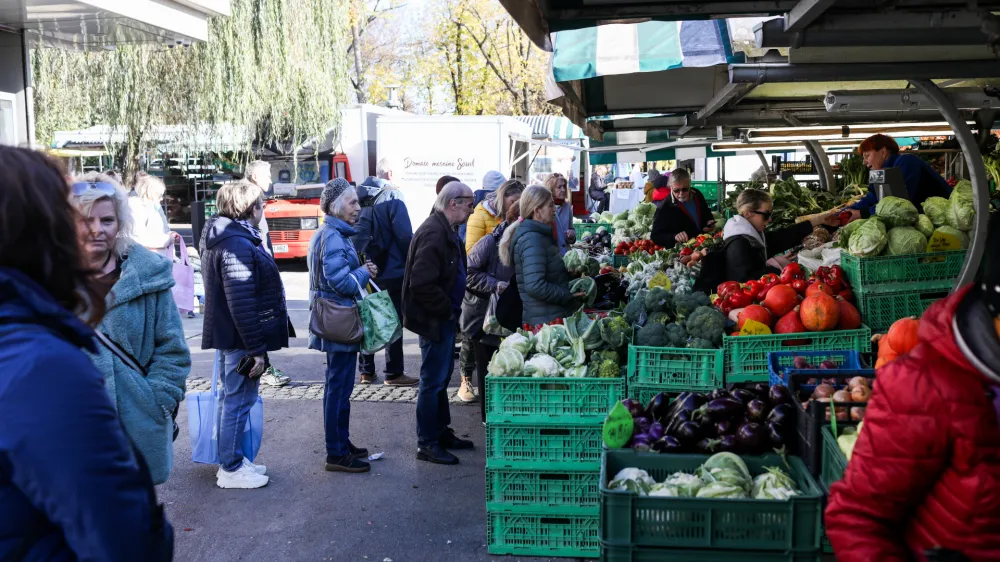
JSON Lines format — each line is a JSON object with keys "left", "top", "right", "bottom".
{"left": 825, "top": 225, "right": 1000, "bottom": 561}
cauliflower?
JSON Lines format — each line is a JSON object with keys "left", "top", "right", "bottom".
{"left": 685, "top": 306, "right": 726, "bottom": 346}
{"left": 664, "top": 323, "right": 689, "bottom": 348}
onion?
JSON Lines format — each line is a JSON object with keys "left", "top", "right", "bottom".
{"left": 812, "top": 383, "right": 835, "bottom": 400}
{"left": 831, "top": 390, "right": 852, "bottom": 403}
{"left": 850, "top": 385, "right": 871, "bottom": 402}
{"left": 793, "top": 356, "right": 811, "bottom": 369}
{"left": 851, "top": 407, "right": 866, "bottom": 421}
{"left": 847, "top": 376, "right": 869, "bottom": 390}
{"left": 819, "top": 360, "right": 839, "bottom": 370}
{"left": 835, "top": 408, "right": 849, "bottom": 421}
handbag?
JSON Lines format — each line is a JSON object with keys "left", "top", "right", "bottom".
{"left": 188, "top": 350, "right": 264, "bottom": 464}
{"left": 355, "top": 278, "right": 402, "bottom": 354}
{"left": 308, "top": 229, "right": 364, "bottom": 344}
{"left": 168, "top": 235, "right": 195, "bottom": 313}
{"left": 494, "top": 273, "right": 523, "bottom": 332}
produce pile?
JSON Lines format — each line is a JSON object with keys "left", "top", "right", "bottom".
{"left": 617, "top": 384, "right": 797, "bottom": 455}
{"left": 608, "top": 452, "right": 800, "bottom": 500}
{"left": 795, "top": 371, "right": 872, "bottom": 422}
{"left": 840, "top": 182, "right": 975, "bottom": 257}
{"left": 627, "top": 288, "right": 724, "bottom": 349}
{"left": 837, "top": 422, "right": 863, "bottom": 460}
{"left": 725, "top": 178, "right": 864, "bottom": 231}
{"left": 598, "top": 204, "right": 656, "bottom": 247}
{"left": 577, "top": 226, "right": 613, "bottom": 258}
{"left": 874, "top": 316, "right": 920, "bottom": 369}
{"left": 715, "top": 264, "right": 862, "bottom": 334}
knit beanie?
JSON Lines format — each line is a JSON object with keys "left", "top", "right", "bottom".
{"left": 482, "top": 170, "right": 507, "bottom": 191}
{"left": 320, "top": 178, "right": 352, "bottom": 215}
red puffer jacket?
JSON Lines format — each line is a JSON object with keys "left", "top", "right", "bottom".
{"left": 825, "top": 286, "right": 1000, "bottom": 561}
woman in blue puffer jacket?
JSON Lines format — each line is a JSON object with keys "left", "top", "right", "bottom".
{"left": 309, "top": 178, "right": 380, "bottom": 474}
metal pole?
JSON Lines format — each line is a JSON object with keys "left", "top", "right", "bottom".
{"left": 910, "top": 79, "right": 988, "bottom": 289}
{"left": 783, "top": 113, "right": 835, "bottom": 192}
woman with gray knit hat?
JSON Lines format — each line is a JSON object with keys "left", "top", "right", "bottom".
{"left": 308, "top": 178, "right": 379, "bottom": 473}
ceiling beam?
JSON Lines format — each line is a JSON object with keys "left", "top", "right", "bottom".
{"left": 758, "top": 10, "right": 986, "bottom": 47}
{"left": 784, "top": 0, "right": 837, "bottom": 32}
{"left": 678, "top": 83, "right": 755, "bottom": 136}
{"left": 729, "top": 60, "right": 1000, "bottom": 83}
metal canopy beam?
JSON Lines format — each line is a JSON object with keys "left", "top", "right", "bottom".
{"left": 678, "top": 84, "right": 754, "bottom": 136}
{"left": 824, "top": 88, "right": 1000, "bottom": 113}
{"left": 730, "top": 60, "right": 1000, "bottom": 83}
{"left": 758, "top": 10, "right": 987, "bottom": 47}
{"left": 784, "top": 0, "right": 836, "bottom": 32}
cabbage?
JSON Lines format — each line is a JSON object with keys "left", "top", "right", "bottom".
{"left": 487, "top": 348, "right": 524, "bottom": 377}
{"left": 922, "top": 196, "right": 950, "bottom": 227}
{"left": 662, "top": 472, "right": 705, "bottom": 497}
{"left": 569, "top": 277, "right": 597, "bottom": 307}
{"left": 837, "top": 218, "right": 866, "bottom": 249}
{"left": 848, "top": 218, "right": 888, "bottom": 257}
{"left": 523, "top": 354, "right": 563, "bottom": 378}
{"left": 885, "top": 226, "right": 928, "bottom": 256}
{"left": 915, "top": 214, "right": 935, "bottom": 239}
{"left": 697, "top": 467, "right": 751, "bottom": 493}
{"left": 946, "top": 180, "right": 975, "bottom": 231}
{"left": 700, "top": 452, "right": 751, "bottom": 482}
{"left": 632, "top": 202, "right": 655, "bottom": 219}
{"left": 535, "top": 324, "right": 570, "bottom": 355}
{"left": 751, "top": 467, "right": 797, "bottom": 500}
{"left": 930, "top": 225, "right": 970, "bottom": 250}
{"left": 875, "top": 196, "right": 918, "bottom": 227}
{"left": 695, "top": 482, "right": 748, "bottom": 499}
{"left": 608, "top": 468, "right": 656, "bottom": 495}
{"left": 499, "top": 330, "right": 534, "bottom": 356}
{"left": 648, "top": 484, "right": 680, "bottom": 497}
{"left": 563, "top": 248, "right": 590, "bottom": 276}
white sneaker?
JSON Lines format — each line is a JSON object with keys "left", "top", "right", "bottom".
{"left": 216, "top": 458, "right": 266, "bottom": 478}
{"left": 261, "top": 368, "right": 290, "bottom": 387}
{"left": 216, "top": 463, "right": 269, "bottom": 489}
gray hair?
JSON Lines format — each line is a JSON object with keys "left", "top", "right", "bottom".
{"left": 217, "top": 179, "right": 263, "bottom": 221}
{"left": 70, "top": 171, "right": 134, "bottom": 256}
{"left": 376, "top": 157, "right": 396, "bottom": 179}
{"left": 133, "top": 173, "right": 166, "bottom": 202}
{"left": 330, "top": 185, "right": 357, "bottom": 219}
{"left": 433, "top": 181, "right": 472, "bottom": 213}
{"left": 245, "top": 160, "right": 271, "bottom": 188}
{"left": 668, "top": 167, "right": 691, "bottom": 186}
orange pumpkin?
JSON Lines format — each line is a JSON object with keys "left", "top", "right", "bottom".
{"left": 799, "top": 292, "right": 840, "bottom": 332}
{"left": 806, "top": 281, "right": 835, "bottom": 297}
{"left": 875, "top": 355, "right": 895, "bottom": 369}
{"left": 835, "top": 298, "right": 862, "bottom": 330}
{"left": 885, "top": 317, "right": 920, "bottom": 356}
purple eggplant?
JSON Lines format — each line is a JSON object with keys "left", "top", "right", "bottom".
{"left": 648, "top": 422, "right": 665, "bottom": 441}
{"left": 646, "top": 392, "right": 672, "bottom": 423}
{"left": 634, "top": 416, "right": 652, "bottom": 434}
{"left": 664, "top": 409, "right": 693, "bottom": 435}
{"left": 673, "top": 421, "right": 702, "bottom": 444}
{"left": 768, "top": 384, "right": 793, "bottom": 407}
{"left": 631, "top": 432, "right": 652, "bottom": 450}
{"left": 731, "top": 388, "right": 757, "bottom": 405}
{"left": 694, "top": 397, "right": 745, "bottom": 422}
{"left": 718, "top": 434, "right": 740, "bottom": 452}
{"left": 767, "top": 421, "right": 791, "bottom": 447}
{"left": 737, "top": 422, "right": 765, "bottom": 454}
{"left": 695, "top": 437, "right": 722, "bottom": 454}
{"left": 746, "top": 399, "right": 769, "bottom": 423}
{"left": 750, "top": 382, "right": 770, "bottom": 398}
{"left": 622, "top": 399, "right": 646, "bottom": 419}
{"left": 766, "top": 403, "right": 795, "bottom": 428}
{"left": 707, "top": 389, "right": 730, "bottom": 401}
{"left": 652, "top": 435, "right": 684, "bottom": 454}
{"left": 669, "top": 392, "right": 707, "bottom": 418}
{"left": 714, "top": 419, "right": 734, "bottom": 437}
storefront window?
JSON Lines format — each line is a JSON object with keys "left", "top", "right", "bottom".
{"left": 0, "top": 96, "right": 16, "bottom": 146}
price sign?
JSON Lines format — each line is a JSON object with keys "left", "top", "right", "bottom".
{"left": 926, "top": 231, "right": 963, "bottom": 252}
{"left": 740, "top": 318, "right": 772, "bottom": 336}
{"left": 603, "top": 401, "right": 634, "bottom": 449}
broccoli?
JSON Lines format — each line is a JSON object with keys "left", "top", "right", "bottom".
{"left": 625, "top": 290, "right": 648, "bottom": 324}
{"left": 592, "top": 349, "right": 619, "bottom": 364}
{"left": 685, "top": 306, "right": 726, "bottom": 346}
{"left": 687, "top": 338, "right": 715, "bottom": 350}
{"left": 644, "top": 287, "right": 673, "bottom": 313}
{"left": 664, "top": 323, "right": 689, "bottom": 348}
{"left": 597, "top": 359, "right": 620, "bottom": 378}
{"left": 636, "top": 322, "right": 668, "bottom": 347}
{"left": 647, "top": 311, "right": 671, "bottom": 326}
{"left": 673, "top": 291, "right": 711, "bottom": 320}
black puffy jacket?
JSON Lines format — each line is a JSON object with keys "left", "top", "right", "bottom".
{"left": 200, "top": 217, "right": 289, "bottom": 355}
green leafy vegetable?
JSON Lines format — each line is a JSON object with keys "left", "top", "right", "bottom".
{"left": 565, "top": 309, "right": 604, "bottom": 350}
{"left": 931, "top": 225, "right": 970, "bottom": 249}
{"left": 875, "top": 196, "right": 918, "bottom": 227}
{"left": 486, "top": 348, "right": 524, "bottom": 377}
{"left": 885, "top": 226, "right": 928, "bottom": 256}
{"left": 562, "top": 248, "right": 590, "bottom": 276}
{"left": 535, "top": 324, "right": 570, "bottom": 355}
{"left": 569, "top": 277, "right": 597, "bottom": 307}
{"left": 922, "top": 196, "right": 950, "bottom": 227}
{"left": 915, "top": 214, "right": 935, "bottom": 239}
{"left": 700, "top": 452, "right": 752, "bottom": 482}
{"left": 662, "top": 473, "right": 704, "bottom": 497}
{"left": 946, "top": 180, "right": 975, "bottom": 231}
{"left": 848, "top": 218, "right": 888, "bottom": 257}
{"left": 695, "top": 482, "right": 748, "bottom": 499}
{"left": 837, "top": 218, "right": 865, "bottom": 249}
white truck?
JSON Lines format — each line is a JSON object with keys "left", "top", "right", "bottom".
{"left": 376, "top": 115, "right": 535, "bottom": 230}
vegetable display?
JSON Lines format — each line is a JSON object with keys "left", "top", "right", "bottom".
{"left": 838, "top": 421, "right": 863, "bottom": 460}
{"left": 608, "top": 452, "right": 799, "bottom": 500}
{"left": 797, "top": 371, "right": 872, "bottom": 422}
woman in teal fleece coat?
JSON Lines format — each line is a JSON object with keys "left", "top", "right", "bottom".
{"left": 72, "top": 175, "right": 191, "bottom": 485}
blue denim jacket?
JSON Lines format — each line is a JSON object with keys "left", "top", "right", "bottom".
{"left": 308, "top": 215, "right": 371, "bottom": 353}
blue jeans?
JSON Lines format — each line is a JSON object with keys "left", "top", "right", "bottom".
{"left": 416, "top": 319, "right": 457, "bottom": 447}
{"left": 324, "top": 351, "right": 357, "bottom": 458}
{"left": 216, "top": 349, "right": 260, "bottom": 472}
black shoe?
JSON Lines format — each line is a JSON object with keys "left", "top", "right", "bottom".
{"left": 348, "top": 442, "right": 369, "bottom": 459}
{"left": 440, "top": 428, "right": 475, "bottom": 450}
{"left": 416, "top": 445, "right": 459, "bottom": 465}
{"left": 325, "top": 454, "right": 371, "bottom": 473}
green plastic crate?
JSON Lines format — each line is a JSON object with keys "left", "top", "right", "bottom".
{"left": 723, "top": 326, "right": 872, "bottom": 383}
{"left": 487, "top": 509, "right": 599, "bottom": 558}
{"left": 856, "top": 283, "right": 951, "bottom": 332}
{"left": 486, "top": 422, "right": 604, "bottom": 470}
{"left": 574, "top": 222, "right": 613, "bottom": 238}
{"left": 840, "top": 250, "right": 966, "bottom": 292}
{"left": 613, "top": 254, "right": 631, "bottom": 268}
{"left": 691, "top": 181, "right": 719, "bottom": 206}
{"left": 204, "top": 202, "right": 216, "bottom": 219}
{"left": 600, "top": 543, "right": 821, "bottom": 562}
{"left": 485, "top": 376, "right": 624, "bottom": 424}
{"left": 628, "top": 327, "right": 724, "bottom": 391}
{"left": 600, "top": 450, "right": 824, "bottom": 551}
{"left": 627, "top": 383, "right": 680, "bottom": 405}
{"left": 486, "top": 467, "right": 601, "bottom": 513}
{"left": 820, "top": 426, "right": 849, "bottom": 493}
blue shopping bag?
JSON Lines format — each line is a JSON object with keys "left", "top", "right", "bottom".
{"left": 188, "top": 351, "right": 264, "bottom": 464}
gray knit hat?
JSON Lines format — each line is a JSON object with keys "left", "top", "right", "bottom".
{"left": 320, "top": 178, "right": 352, "bottom": 215}
{"left": 482, "top": 170, "right": 507, "bottom": 191}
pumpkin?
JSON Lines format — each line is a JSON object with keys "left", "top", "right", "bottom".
{"left": 799, "top": 292, "right": 840, "bottom": 332}
{"left": 875, "top": 355, "right": 896, "bottom": 369}
{"left": 835, "top": 298, "right": 862, "bottom": 330}
{"left": 762, "top": 284, "right": 799, "bottom": 317}
{"left": 885, "top": 317, "right": 920, "bottom": 355}
{"left": 774, "top": 309, "right": 806, "bottom": 334}
{"left": 738, "top": 304, "right": 773, "bottom": 330}
{"left": 806, "top": 281, "right": 835, "bottom": 297}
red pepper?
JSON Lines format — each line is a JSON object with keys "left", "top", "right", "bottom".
{"left": 726, "top": 289, "right": 754, "bottom": 309}
{"left": 779, "top": 263, "right": 805, "bottom": 285}
{"left": 838, "top": 210, "right": 853, "bottom": 226}
{"left": 757, "top": 280, "right": 779, "bottom": 301}
{"left": 791, "top": 278, "right": 808, "bottom": 295}
{"left": 743, "top": 280, "right": 764, "bottom": 301}
{"left": 680, "top": 247, "right": 694, "bottom": 256}
{"left": 760, "top": 273, "right": 779, "bottom": 285}
{"left": 717, "top": 281, "right": 741, "bottom": 300}
{"left": 826, "top": 265, "right": 846, "bottom": 292}
{"left": 696, "top": 235, "right": 707, "bottom": 244}
{"left": 717, "top": 299, "right": 735, "bottom": 315}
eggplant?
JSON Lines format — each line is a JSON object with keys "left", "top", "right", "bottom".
{"left": 713, "top": 419, "right": 734, "bottom": 437}
{"left": 767, "top": 421, "right": 791, "bottom": 447}
{"left": 695, "top": 397, "right": 745, "bottom": 422}
{"left": 634, "top": 416, "right": 652, "bottom": 434}
{"left": 768, "top": 384, "right": 793, "bottom": 407}
{"left": 673, "top": 421, "right": 702, "bottom": 444}
{"left": 717, "top": 434, "right": 739, "bottom": 452}
{"left": 664, "top": 409, "right": 693, "bottom": 435}
{"left": 648, "top": 422, "right": 665, "bottom": 441}
{"left": 750, "top": 382, "right": 770, "bottom": 398}
{"left": 646, "top": 392, "right": 672, "bottom": 423}
{"left": 731, "top": 388, "right": 757, "bottom": 405}
{"left": 652, "top": 435, "right": 684, "bottom": 454}
{"left": 659, "top": 391, "right": 689, "bottom": 421}
{"left": 694, "top": 437, "right": 722, "bottom": 454}
{"left": 669, "top": 392, "right": 707, "bottom": 417}
{"left": 766, "top": 403, "right": 795, "bottom": 428}
{"left": 622, "top": 399, "right": 646, "bottom": 419}
{"left": 737, "top": 422, "right": 765, "bottom": 454}
{"left": 746, "top": 399, "right": 769, "bottom": 423}
{"left": 631, "top": 432, "right": 652, "bottom": 450}
{"left": 707, "top": 389, "right": 730, "bottom": 401}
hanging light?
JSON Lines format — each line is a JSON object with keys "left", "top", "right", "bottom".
{"left": 745, "top": 121, "right": 975, "bottom": 142}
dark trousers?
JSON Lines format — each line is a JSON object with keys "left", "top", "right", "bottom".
{"left": 359, "top": 278, "right": 404, "bottom": 377}
{"left": 458, "top": 338, "right": 476, "bottom": 380}
{"left": 324, "top": 351, "right": 357, "bottom": 458}
{"left": 416, "top": 319, "right": 457, "bottom": 447}
{"left": 473, "top": 340, "right": 498, "bottom": 423}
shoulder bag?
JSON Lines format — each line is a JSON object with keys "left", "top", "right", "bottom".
{"left": 309, "top": 228, "right": 365, "bottom": 344}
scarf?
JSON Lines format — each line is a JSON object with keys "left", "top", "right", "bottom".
{"left": 722, "top": 215, "right": 766, "bottom": 249}
{"left": 237, "top": 219, "right": 262, "bottom": 241}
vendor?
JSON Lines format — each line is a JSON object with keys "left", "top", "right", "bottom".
{"left": 650, "top": 168, "right": 715, "bottom": 247}
{"left": 723, "top": 189, "right": 839, "bottom": 283}
{"left": 849, "top": 134, "right": 952, "bottom": 220}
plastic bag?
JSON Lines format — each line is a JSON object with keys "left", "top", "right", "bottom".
{"left": 355, "top": 279, "right": 402, "bottom": 355}
{"left": 482, "top": 292, "right": 513, "bottom": 337}
{"left": 796, "top": 242, "right": 841, "bottom": 272}
{"left": 169, "top": 236, "right": 195, "bottom": 313}
{"left": 188, "top": 351, "right": 264, "bottom": 464}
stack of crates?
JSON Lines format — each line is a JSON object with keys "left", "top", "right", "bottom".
{"left": 841, "top": 250, "right": 964, "bottom": 331}
{"left": 626, "top": 326, "right": 724, "bottom": 402}
{"left": 484, "top": 374, "right": 624, "bottom": 558}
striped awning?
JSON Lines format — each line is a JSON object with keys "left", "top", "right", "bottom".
{"left": 551, "top": 20, "right": 734, "bottom": 83}
{"left": 515, "top": 115, "right": 587, "bottom": 140}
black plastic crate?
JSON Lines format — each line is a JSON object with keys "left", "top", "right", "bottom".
{"left": 788, "top": 372, "right": 872, "bottom": 477}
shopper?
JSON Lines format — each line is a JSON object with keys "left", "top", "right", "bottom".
{"left": 128, "top": 172, "right": 177, "bottom": 257}
{"left": 464, "top": 201, "right": 519, "bottom": 423}
{"left": 403, "top": 181, "right": 475, "bottom": 465}
{"left": 353, "top": 172, "right": 417, "bottom": 387}
{"left": 71, "top": 173, "right": 191, "bottom": 486}
{"left": 309, "top": 178, "right": 377, "bottom": 473}
{"left": 436, "top": 175, "right": 460, "bottom": 195}
{"left": 825, "top": 216, "right": 1000, "bottom": 561}
{"left": 650, "top": 168, "right": 715, "bottom": 247}
{"left": 0, "top": 146, "right": 173, "bottom": 561}
{"left": 475, "top": 170, "right": 507, "bottom": 206}
{"left": 848, "top": 134, "right": 952, "bottom": 221}
{"left": 545, "top": 173, "right": 575, "bottom": 255}
{"left": 721, "top": 189, "right": 838, "bottom": 283}
{"left": 642, "top": 167, "right": 661, "bottom": 203}
{"left": 590, "top": 167, "right": 609, "bottom": 213}
{"left": 499, "top": 185, "right": 582, "bottom": 327}
{"left": 200, "top": 179, "right": 289, "bottom": 489}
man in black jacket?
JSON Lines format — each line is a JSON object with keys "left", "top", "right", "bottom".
{"left": 650, "top": 168, "right": 715, "bottom": 248}
{"left": 402, "top": 181, "right": 475, "bottom": 465}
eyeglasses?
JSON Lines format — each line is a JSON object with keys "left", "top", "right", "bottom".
{"left": 751, "top": 209, "right": 773, "bottom": 221}
{"left": 671, "top": 187, "right": 690, "bottom": 194}
{"left": 70, "top": 181, "right": 117, "bottom": 197}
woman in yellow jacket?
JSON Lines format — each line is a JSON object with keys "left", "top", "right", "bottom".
{"left": 643, "top": 168, "right": 662, "bottom": 203}
{"left": 464, "top": 180, "right": 524, "bottom": 253}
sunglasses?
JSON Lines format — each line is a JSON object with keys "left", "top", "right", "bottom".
{"left": 71, "top": 181, "right": 117, "bottom": 197}
{"left": 671, "top": 187, "right": 690, "bottom": 193}
{"left": 751, "top": 209, "right": 773, "bottom": 220}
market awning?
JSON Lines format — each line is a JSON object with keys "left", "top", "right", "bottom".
{"left": 515, "top": 115, "right": 586, "bottom": 140}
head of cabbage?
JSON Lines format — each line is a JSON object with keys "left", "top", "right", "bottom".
{"left": 915, "top": 214, "right": 935, "bottom": 239}
{"left": 946, "top": 180, "right": 975, "bottom": 231}
{"left": 848, "top": 218, "right": 887, "bottom": 257}
{"left": 929, "top": 225, "right": 970, "bottom": 250}
{"left": 922, "top": 196, "right": 950, "bottom": 227}
{"left": 569, "top": 276, "right": 597, "bottom": 307}
{"left": 875, "top": 196, "right": 918, "bottom": 227}
{"left": 885, "top": 226, "right": 928, "bottom": 256}
{"left": 563, "top": 249, "right": 590, "bottom": 276}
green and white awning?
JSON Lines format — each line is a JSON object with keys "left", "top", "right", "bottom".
{"left": 515, "top": 115, "right": 586, "bottom": 140}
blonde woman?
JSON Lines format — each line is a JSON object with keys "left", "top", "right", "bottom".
{"left": 128, "top": 172, "right": 179, "bottom": 257}
{"left": 71, "top": 172, "right": 191, "bottom": 485}
{"left": 544, "top": 173, "right": 575, "bottom": 255}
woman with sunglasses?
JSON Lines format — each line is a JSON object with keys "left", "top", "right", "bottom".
{"left": 721, "top": 189, "right": 839, "bottom": 283}
{"left": 650, "top": 168, "right": 715, "bottom": 247}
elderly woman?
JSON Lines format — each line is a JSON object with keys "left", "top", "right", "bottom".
{"left": 500, "top": 185, "right": 583, "bottom": 327}
{"left": 201, "top": 179, "right": 289, "bottom": 489}
{"left": 128, "top": 172, "right": 178, "bottom": 257}
{"left": 545, "top": 173, "right": 575, "bottom": 255}
{"left": 309, "top": 178, "right": 378, "bottom": 474}
{"left": 70, "top": 172, "right": 191, "bottom": 486}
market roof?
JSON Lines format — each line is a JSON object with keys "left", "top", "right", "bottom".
{"left": 515, "top": 115, "right": 586, "bottom": 140}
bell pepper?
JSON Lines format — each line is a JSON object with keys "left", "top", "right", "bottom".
{"left": 726, "top": 289, "right": 754, "bottom": 309}
{"left": 717, "top": 299, "right": 735, "bottom": 315}
{"left": 757, "top": 279, "right": 779, "bottom": 301}
{"left": 826, "top": 265, "right": 846, "bottom": 292}
{"left": 838, "top": 210, "right": 853, "bottom": 226}
{"left": 779, "top": 263, "right": 805, "bottom": 285}
{"left": 717, "top": 281, "right": 741, "bottom": 300}
{"left": 680, "top": 247, "right": 694, "bottom": 256}
{"left": 760, "top": 273, "right": 779, "bottom": 286}
{"left": 791, "top": 278, "right": 808, "bottom": 295}
{"left": 743, "top": 280, "right": 765, "bottom": 301}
